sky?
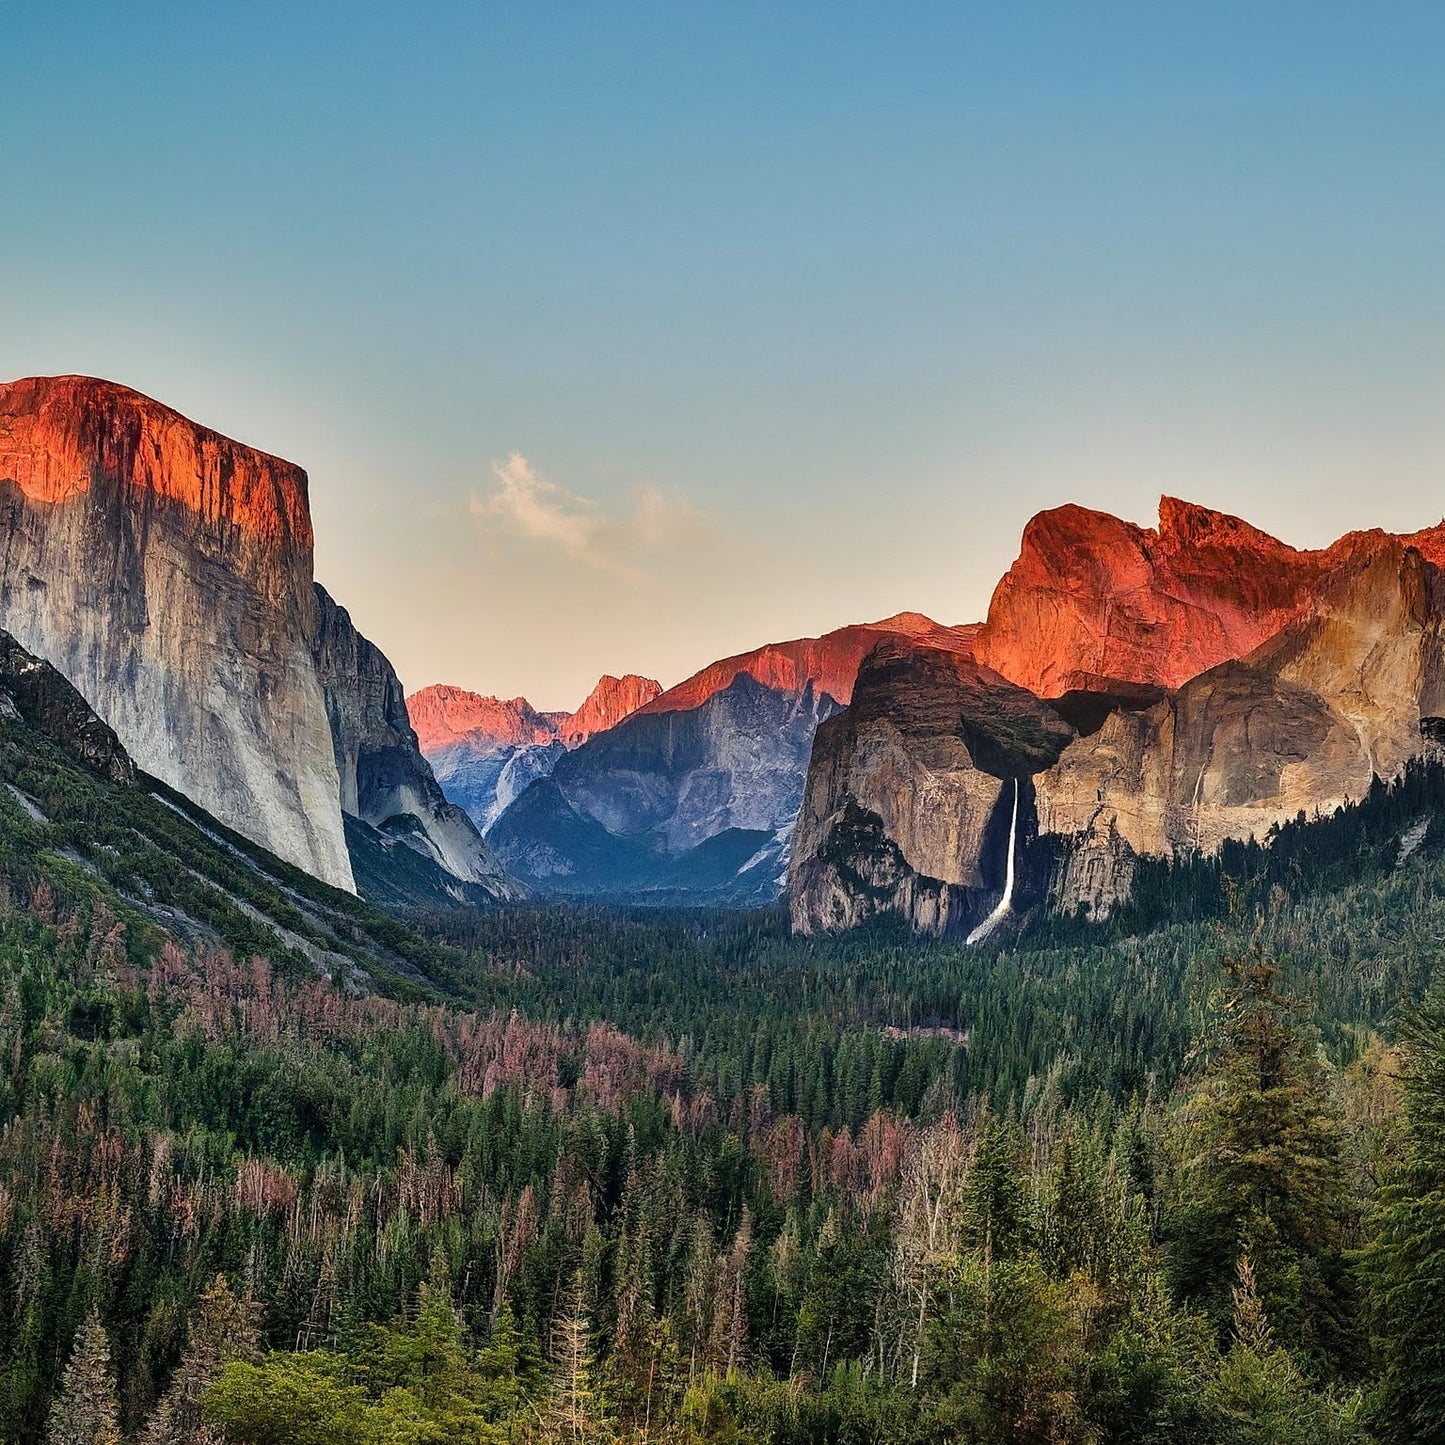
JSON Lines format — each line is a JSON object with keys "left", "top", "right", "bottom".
{"left": 4, "top": 3, "right": 1445, "bottom": 710}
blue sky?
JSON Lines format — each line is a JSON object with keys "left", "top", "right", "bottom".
{"left": 4, "top": 3, "right": 1445, "bottom": 707}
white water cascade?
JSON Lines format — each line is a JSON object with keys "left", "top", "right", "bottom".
{"left": 966, "top": 777, "right": 1019, "bottom": 946}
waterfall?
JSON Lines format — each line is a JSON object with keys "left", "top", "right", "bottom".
{"left": 966, "top": 777, "right": 1019, "bottom": 946}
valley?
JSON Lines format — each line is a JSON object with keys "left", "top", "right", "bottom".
{"left": 2, "top": 376, "right": 1444, "bottom": 1443}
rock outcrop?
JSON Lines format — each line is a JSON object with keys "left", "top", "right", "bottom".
{"left": 1038, "top": 537, "right": 1445, "bottom": 917}
{"left": 0, "top": 375, "right": 353, "bottom": 888}
{"left": 789, "top": 644, "right": 1076, "bottom": 934}
{"left": 0, "top": 374, "right": 520, "bottom": 904}
{"left": 311, "top": 585, "right": 517, "bottom": 893}
{"left": 974, "top": 497, "right": 1445, "bottom": 697}
{"left": 0, "top": 628, "right": 135, "bottom": 784}
{"left": 488, "top": 617, "right": 978, "bottom": 903}
{"left": 561, "top": 674, "right": 664, "bottom": 746}
{"left": 790, "top": 501, "right": 1445, "bottom": 936}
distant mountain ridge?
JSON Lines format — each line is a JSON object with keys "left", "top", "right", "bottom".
{"left": 483, "top": 615, "right": 978, "bottom": 903}
{"left": 408, "top": 674, "right": 663, "bottom": 830}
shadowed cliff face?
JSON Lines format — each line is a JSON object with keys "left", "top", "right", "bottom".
{"left": 788, "top": 645, "right": 1074, "bottom": 936}
{"left": 311, "top": 586, "right": 519, "bottom": 895}
{"left": 790, "top": 502, "right": 1445, "bottom": 936}
{"left": 0, "top": 628, "right": 135, "bottom": 785}
{"left": 0, "top": 376, "right": 353, "bottom": 889}
{"left": 486, "top": 617, "right": 979, "bottom": 904}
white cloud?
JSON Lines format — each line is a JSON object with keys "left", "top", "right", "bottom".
{"left": 472, "top": 453, "right": 700, "bottom": 581}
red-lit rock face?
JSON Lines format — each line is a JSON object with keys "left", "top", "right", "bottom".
{"left": 561, "top": 674, "right": 663, "bottom": 746}
{"left": 409, "top": 673, "right": 663, "bottom": 755}
{"left": 0, "top": 375, "right": 314, "bottom": 551}
{"left": 974, "top": 497, "right": 1445, "bottom": 697}
{"left": 0, "top": 375, "right": 353, "bottom": 889}
{"left": 640, "top": 613, "right": 979, "bottom": 716}
{"left": 408, "top": 685, "right": 561, "bottom": 752}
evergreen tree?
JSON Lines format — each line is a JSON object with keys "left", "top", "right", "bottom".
{"left": 142, "top": 1274, "right": 261, "bottom": 1445}
{"left": 1363, "top": 995, "right": 1445, "bottom": 1442}
{"left": 1170, "top": 949, "right": 1350, "bottom": 1358}
{"left": 46, "top": 1309, "right": 121, "bottom": 1445}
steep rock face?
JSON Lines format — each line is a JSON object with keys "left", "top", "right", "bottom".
{"left": 1039, "top": 539, "right": 1445, "bottom": 915}
{"left": 0, "top": 628, "right": 135, "bottom": 784}
{"left": 561, "top": 674, "right": 663, "bottom": 745}
{"left": 310, "top": 586, "right": 517, "bottom": 893}
{"left": 489, "top": 672, "right": 836, "bottom": 901}
{"left": 791, "top": 502, "right": 1445, "bottom": 935}
{"left": 0, "top": 375, "right": 353, "bottom": 888}
{"left": 789, "top": 644, "right": 1076, "bottom": 935}
{"left": 972, "top": 497, "right": 1445, "bottom": 696}
{"left": 408, "top": 674, "right": 662, "bottom": 831}
{"left": 409, "top": 686, "right": 561, "bottom": 751}
{"left": 490, "top": 617, "right": 979, "bottom": 903}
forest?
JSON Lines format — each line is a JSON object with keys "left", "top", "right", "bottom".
{"left": 4, "top": 733, "right": 1445, "bottom": 1442}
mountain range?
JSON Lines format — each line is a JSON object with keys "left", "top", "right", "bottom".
{"left": 4, "top": 373, "right": 1445, "bottom": 938}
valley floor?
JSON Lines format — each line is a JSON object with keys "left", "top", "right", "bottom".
{"left": 5, "top": 732, "right": 1445, "bottom": 1443}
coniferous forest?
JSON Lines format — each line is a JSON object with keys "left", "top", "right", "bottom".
{"left": 6, "top": 726, "right": 1445, "bottom": 1443}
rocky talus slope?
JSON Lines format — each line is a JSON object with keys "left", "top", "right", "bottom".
{"left": 791, "top": 501, "right": 1445, "bottom": 936}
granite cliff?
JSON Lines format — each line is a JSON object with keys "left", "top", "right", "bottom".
{"left": 0, "top": 375, "right": 515, "bottom": 903}
{"left": 0, "top": 375, "right": 353, "bottom": 888}
{"left": 791, "top": 501, "right": 1445, "bottom": 936}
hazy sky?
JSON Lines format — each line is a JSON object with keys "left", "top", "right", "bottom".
{"left": 4, "top": 3, "right": 1445, "bottom": 709}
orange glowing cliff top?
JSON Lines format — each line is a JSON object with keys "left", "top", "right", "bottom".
{"left": 975, "top": 496, "right": 1445, "bottom": 696}
{"left": 409, "top": 673, "right": 663, "bottom": 753}
{"left": 0, "top": 375, "right": 314, "bottom": 550}
{"left": 639, "top": 613, "right": 980, "bottom": 715}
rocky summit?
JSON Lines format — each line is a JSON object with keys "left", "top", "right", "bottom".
{"left": 408, "top": 673, "right": 663, "bottom": 830}
{"left": 790, "top": 499, "right": 1445, "bottom": 936}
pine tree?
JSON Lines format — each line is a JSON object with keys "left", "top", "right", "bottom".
{"left": 144, "top": 1274, "right": 263, "bottom": 1445}
{"left": 1170, "top": 949, "right": 1350, "bottom": 1357}
{"left": 1363, "top": 996, "right": 1445, "bottom": 1442}
{"left": 47, "top": 1309, "right": 122, "bottom": 1445}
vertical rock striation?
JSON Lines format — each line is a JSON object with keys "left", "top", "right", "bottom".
{"left": 0, "top": 375, "right": 353, "bottom": 888}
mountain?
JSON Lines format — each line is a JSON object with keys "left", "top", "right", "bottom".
{"left": 974, "top": 495, "right": 1445, "bottom": 695}
{"left": 561, "top": 672, "right": 664, "bottom": 745}
{"left": 0, "top": 626, "right": 477, "bottom": 993}
{"left": 791, "top": 500, "right": 1445, "bottom": 936}
{"left": 408, "top": 673, "right": 661, "bottom": 830}
{"left": 486, "top": 615, "right": 977, "bottom": 903}
{"left": 0, "top": 375, "right": 513, "bottom": 905}
{"left": 0, "top": 374, "right": 353, "bottom": 888}
{"left": 311, "top": 585, "right": 519, "bottom": 896}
